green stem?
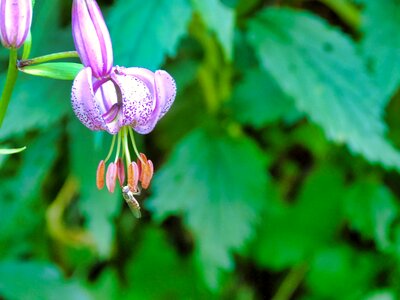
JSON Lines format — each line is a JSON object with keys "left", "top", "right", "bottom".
{"left": 272, "top": 263, "right": 308, "bottom": 300}
{"left": 0, "top": 49, "right": 19, "bottom": 129}
{"left": 319, "top": 0, "right": 361, "bottom": 29}
{"left": 18, "top": 51, "right": 79, "bottom": 68}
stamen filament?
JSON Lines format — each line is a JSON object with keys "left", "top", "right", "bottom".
{"left": 104, "top": 134, "right": 117, "bottom": 162}
{"left": 128, "top": 127, "right": 144, "bottom": 164}
{"left": 114, "top": 131, "right": 122, "bottom": 162}
{"left": 123, "top": 127, "right": 132, "bottom": 166}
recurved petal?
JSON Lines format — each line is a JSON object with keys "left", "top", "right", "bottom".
{"left": 111, "top": 69, "right": 155, "bottom": 132}
{"left": 71, "top": 67, "right": 104, "bottom": 131}
{"left": 155, "top": 70, "right": 176, "bottom": 120}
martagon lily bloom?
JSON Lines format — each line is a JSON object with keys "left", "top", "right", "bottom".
{"left": 71, "top": 0, "right": 176, "bottom": 200}
{"left": 0, "top": 0, "right": 32, "bottom": 49}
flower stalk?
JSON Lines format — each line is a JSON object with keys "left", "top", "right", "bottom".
{"left": 0, "top": 49, "right": 19, "bottom": 128}
{"left": 18, "top": 51, "right": 80, "bottom": 68}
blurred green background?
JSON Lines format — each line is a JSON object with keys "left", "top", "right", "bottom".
{"left": 1, "top": 0, "right": 400, "bottom": 299}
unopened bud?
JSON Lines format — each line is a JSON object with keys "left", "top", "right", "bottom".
{"left": 0, "top": 0, "right": 32, "bottom": 49}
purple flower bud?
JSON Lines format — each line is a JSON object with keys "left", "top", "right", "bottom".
{"left": 71, "top": 66, "right": 176, "bottom": 135}
{"left": 0, "top": 0, "right": 32, "bottom": 49}
{"left": 72, "top": 0, "right": 113, "bottom": 78}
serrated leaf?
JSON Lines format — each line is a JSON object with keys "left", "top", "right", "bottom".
{"left": 345, "top": 181, "right": 399, "bottom": 252}
{"left": 230, "top": 68, "right": 294, "bottom": 127}
{"left": 360, "top": 0, "right": 400, "bottom": 102}
{"left": 20, "top": 62, "right": 83, "bottom": 80}
{"left": 147, "top": 126, "right": 271, "bottom": 289}
{"left": 192, "top": 0, "right": 234, "bottom": 60}
{"left": 68, "top": 121, "right": 121, "bottom": 257}
{"left": 0, "top": 260, "right": 90, "bottom": 300}
{"left": 254, "top": 166, "right": 345, "bottom": 270}
{"left": 247, "top": 8, "right": 400, "bottom": 170}
{"left": 108, "top": 0, "right": 192, "bottom": 69}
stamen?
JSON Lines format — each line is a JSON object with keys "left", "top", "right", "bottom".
{"left": 127, "top": 161, "right": 139, "bottom": 192}
{"left": 128, "top": 127, "right": 144, "bottom": 163}
{"left": 123, "top": 126, "right": 132, "bottom": 165}
{"left": 96, "top": 160, "right": 105, "bottom": 190}
{"left": 106, "top": 162, "right": 117, "bottom": 193}
{"left": 140, "top": 156, "right": 154, "bottom": 189}
{"left": 104, "top": 134, "right": 117, "bottom": 163}
{"left": 116, "top": 158, "right": 125, "bottom": 186}
{"left": 114, "top": 131, "right": 122, "bottom": 163}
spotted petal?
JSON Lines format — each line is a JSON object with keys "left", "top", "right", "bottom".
{"left": 71, "top": 67, "right": 120, "bottom": 134}
{"left": 155, "top": 70, "right": 176, "bottom": 120}
{"left": 111, "top": 68, "right": 155, "bottom": 132}
{"left": 121, "top": 67, "right": 176, "bottom": 134}
{"left": 71, "top": 67, "right": 104, "bottom": 131}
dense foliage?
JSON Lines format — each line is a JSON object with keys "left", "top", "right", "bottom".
{"left": 1, "top": 0, "right": 400, "bottom": 299}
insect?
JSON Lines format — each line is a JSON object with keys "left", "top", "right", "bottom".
{"left": 122, "top": 186, "right": 141, "bottom": 219}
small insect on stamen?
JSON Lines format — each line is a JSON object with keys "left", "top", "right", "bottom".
{"left": 122, "top": 186, "right": 141, "bottom": 218}
{"left": 96, "top": 160, "right": 105, "bottom": 190}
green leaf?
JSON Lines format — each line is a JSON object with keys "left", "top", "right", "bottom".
{"left": 0, "top": 146, "right": 26, "bottom": 154}
{"left": 192, "top": 0, "right": 234, "bottom": 60}
{"left": 345, "top": 181, "right": 399, "bottom": 252}
{"left": 108, "top": 0, "right": 192, "bottom": 69}
{"left": 68, "top": 121, "right": 121, "bottom": 258}
{"left": 360, "top": 0, "right": 400, "bottom": 102}
{"left": 0, "top": 260, "right": 90, "bottom": 300}
{"left": 0, "top": 130, "right": 60, "bottom": 257}
{"left": 306, "top": 245, "right": 376, "bottom": 299}
{"left": 20, "top": 63, "right": 83, "bottom": 80}
{"left": 86, "top": 269, "right": 120, "bottom": 300}
{"left": 247, "top": 8, "right": 400, "bottom": 170}
{"left": 147, "top": 126, "right": 272, "bottom": 289}
{"left": 0, "top": 75, "right": 70, "bottom": 140}
{"left": 124, "top": 226, "right": 210, "bottom": 299}
{"left": 30, "top": 0, "right": 64, "bottom": 56}
{"left": 253, "top": 166, "right": 345, "bottom": 270}
{"left": 230, "top": 68, "right": 294, "bottom": 128}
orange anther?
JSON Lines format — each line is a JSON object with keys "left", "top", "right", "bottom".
{"left": 127, "top": 161, "right": 139, "bottom": 192}
{"left": 96, "top": 160, "right": 105, "bottom": 190}
{"left": 141, "top": 159, "right": 154, "bottom": 189}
